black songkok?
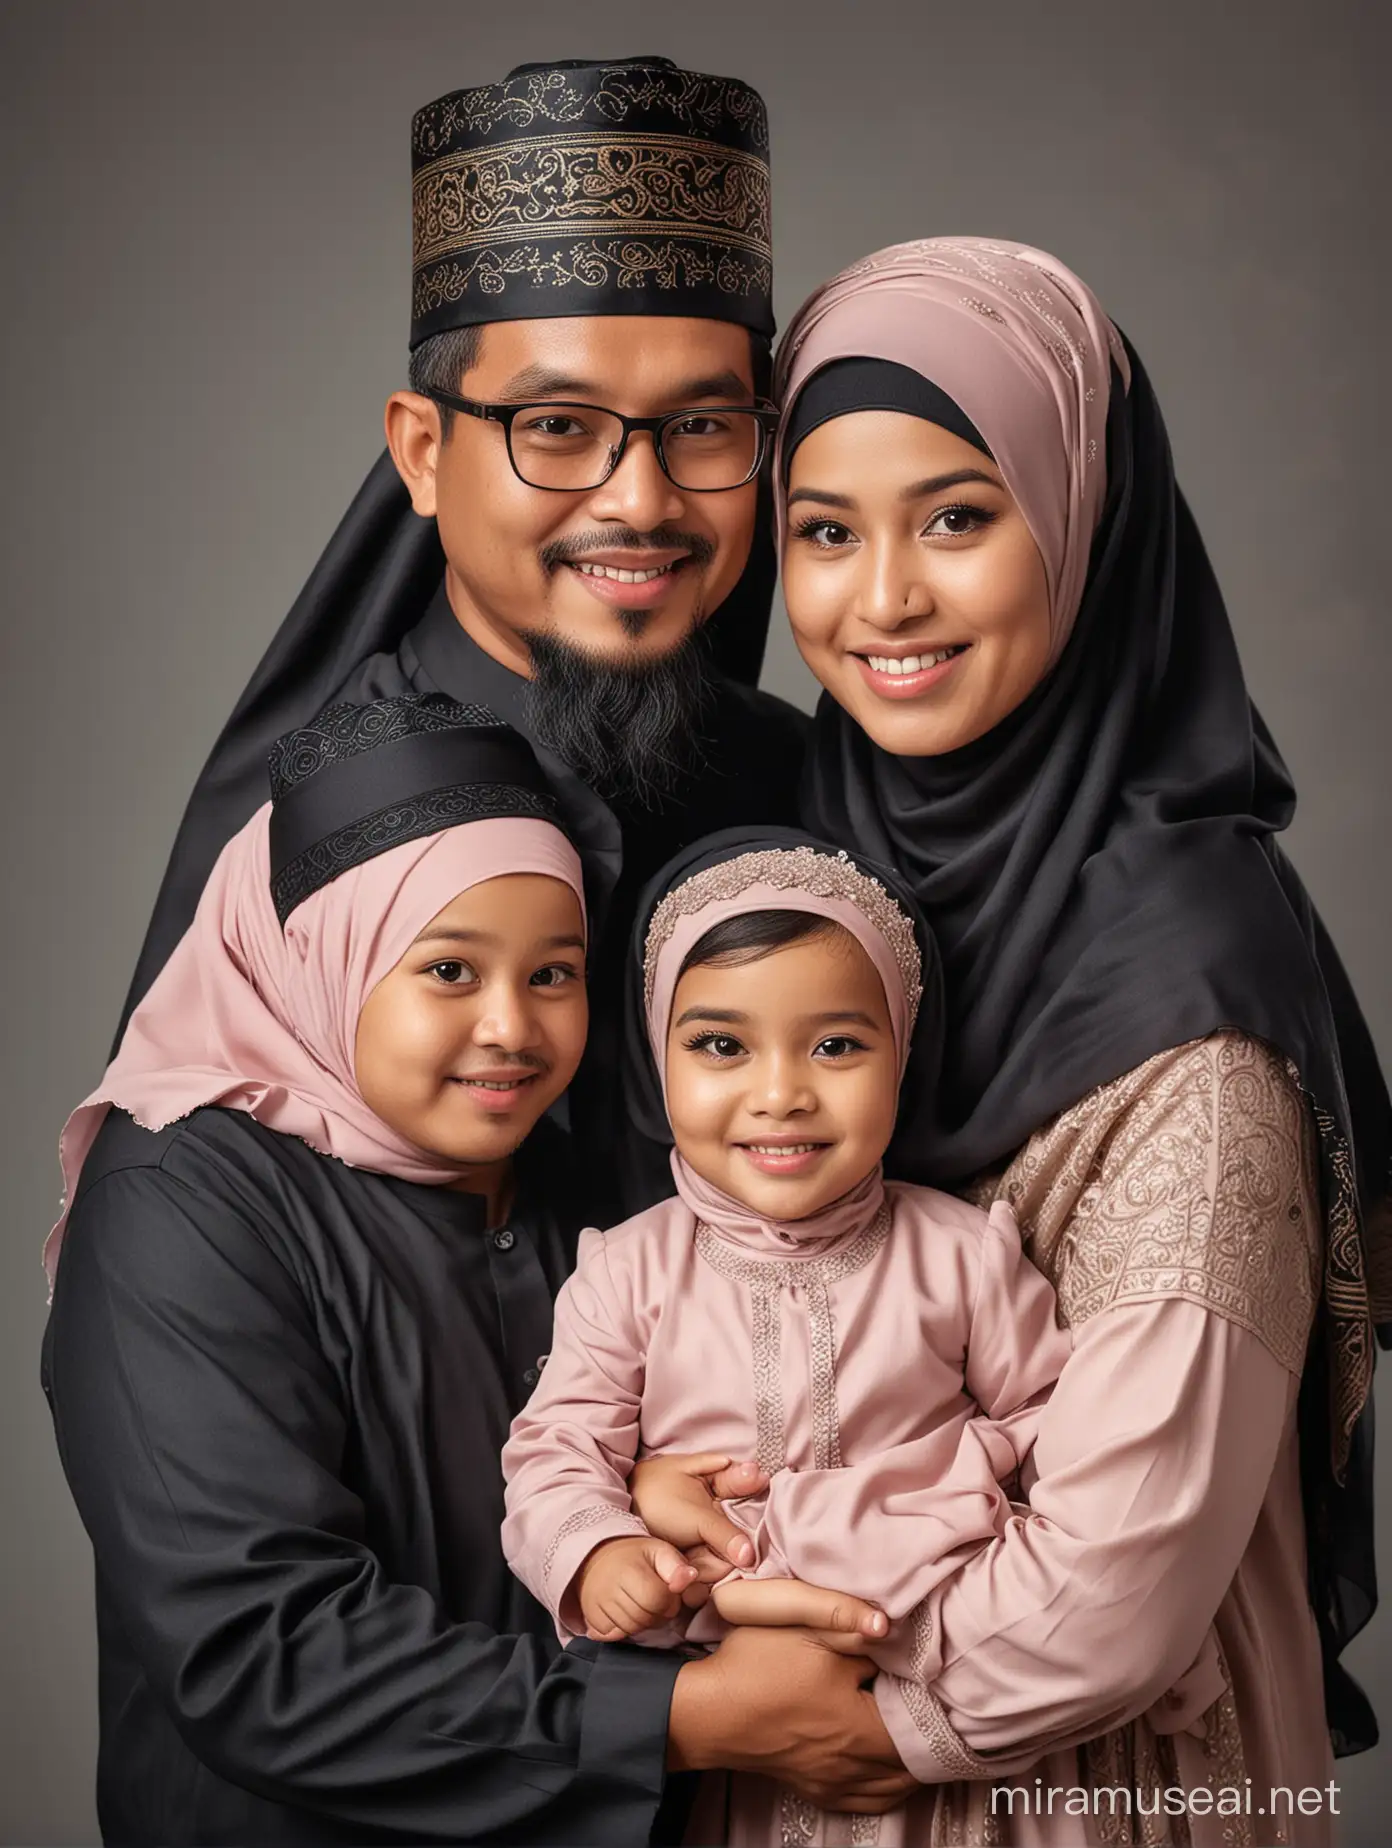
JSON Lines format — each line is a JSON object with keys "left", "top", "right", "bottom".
{"left": 267, "top": 695, "right": 558, "bottom": 924}
{"left": 410, "top": 56, "right": 773, "bottom": 344}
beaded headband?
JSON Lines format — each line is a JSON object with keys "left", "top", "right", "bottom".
{"left": 643, "top": 845, "right": 923, "bottom": 1027}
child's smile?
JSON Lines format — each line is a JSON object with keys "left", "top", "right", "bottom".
{"left": 665, "top": 926, "right": 898, "bottom": 1223}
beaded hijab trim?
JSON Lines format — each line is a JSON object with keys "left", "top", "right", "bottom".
{"left": 643, "top": 846, "right": 923, "bottom": 1027}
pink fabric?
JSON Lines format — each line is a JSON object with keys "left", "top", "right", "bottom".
{"left": 774, "top": 238, "right": 1131, "bottom": 664}
{"left": 668, "top": 1150, "right": 885, "bottom": 1255}
{"left": 646, "top": 872, "right": 918, "bottom": 1253}
{"left": 47, "top": 807, "right": 584, "bottom": 1287}
{"left": 871, "top": 1302, "right": 1332, "bottom": 1847}
{"left": 501, "top": 850, "right": 1077, "bottom": 1843}
{"left": 501, "top": 1184, "right": 1070, "bottom": 1652}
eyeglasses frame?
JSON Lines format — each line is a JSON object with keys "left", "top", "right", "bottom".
{"left": 421, "top": 387, "right": 780, "bottom": 492}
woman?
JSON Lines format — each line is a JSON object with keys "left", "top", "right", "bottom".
{"left": 757, "top": 238, "right": 1392, "bottom": 1843}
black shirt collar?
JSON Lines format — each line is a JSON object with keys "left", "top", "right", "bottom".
{"left": 411, "top": 586, "right": 531, "bottom": 734}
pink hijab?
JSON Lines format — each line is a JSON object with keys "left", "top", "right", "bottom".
{"left": 47, "top": 805, "right": 585, "bottom": 1288}
{"left": 774, "top": 236, "right": 1131, "bottom": 664}
{"left": 642, "top": 844, "right": 923, "bottom": 1252}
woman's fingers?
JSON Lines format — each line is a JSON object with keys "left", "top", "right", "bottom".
{"left": 696, "top": 1503, "right": 757, "bottom": 1568}
{"left": 711, "top": 1575, "right": 887, "bottom": 1639}
{"left": 683, "top": 1542, "right": 734, "bottom": 1582}
{"left": 628, "top": 1452, "right": 761, "bottom": 1563}
{"left": 708, "top": 1458, "right": 769, "bottom": 1501}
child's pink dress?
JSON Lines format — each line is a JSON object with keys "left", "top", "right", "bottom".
{"left": 502, "top": 1172, "right": 1071, "bottom": 1846}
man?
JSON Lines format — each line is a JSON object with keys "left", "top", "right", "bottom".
{"left": 119, "top": 54, "right": 807, "bottom": 1223}
{"left": 89, "top": 54, "right": 912, "bottom": 1845}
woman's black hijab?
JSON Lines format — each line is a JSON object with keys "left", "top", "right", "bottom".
{"left": 782, "top": 242, "right": 1391, "bottom": 1755}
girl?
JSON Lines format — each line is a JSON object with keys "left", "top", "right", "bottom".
{"left": 41, "top": 696, "right": 700, "bottom": 1847}
{"left": 502, "top": 828, "right": 1076, "bottom": 1846}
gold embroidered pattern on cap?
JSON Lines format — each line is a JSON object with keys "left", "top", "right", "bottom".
{"left": 414, "top": 239, "right": 772, "bottom": 317}
{"left": 413, "top": 132, "right": 770, "bottom": 265}
{"left": 413, "top": 68, "right": 769, "bottom": 157}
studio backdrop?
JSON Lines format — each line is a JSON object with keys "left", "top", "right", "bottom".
{"left": 2, "top": 0, "right": 1387, "bottom": 1840}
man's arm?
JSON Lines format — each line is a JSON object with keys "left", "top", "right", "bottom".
{"left": 44, "top": 1165, "right": 679, "bottom": 1845}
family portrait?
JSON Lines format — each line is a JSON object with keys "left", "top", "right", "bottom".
{"left": 4, "top": 4, "right": 1388, "bottom": 1845}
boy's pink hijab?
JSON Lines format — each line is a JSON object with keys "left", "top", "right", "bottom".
{"left": 642, "top": 845, "right": 923, "bottom": 1253}
{"left": 46, "top": 805, "right": 584, "bottom": 1288}
{"left": 774, "top": 236, "right": 1131, "bottom": 664}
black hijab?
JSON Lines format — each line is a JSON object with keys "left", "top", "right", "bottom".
{"left": 790, "top": 293, "right": 1390, "bottom": 1754}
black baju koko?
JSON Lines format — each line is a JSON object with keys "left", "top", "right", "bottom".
{"left": 333, "top": 588, "right": 807, "bottom": 1221}
{"left": 43, "top": 1105, "right": 681, "bottom": 1846}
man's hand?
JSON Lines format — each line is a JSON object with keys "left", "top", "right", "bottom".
{"left": 575, "top": 1535, "right": 697, "bottom": 1641}
{"left": 629, "top": 1450, "right": 768, "bottom": 1566}
{"left": 667, "top": 1626, "right": 916, "bottom": 1813}
{"left": 711, "top": 1574, "right": 888, "bottom": 1639}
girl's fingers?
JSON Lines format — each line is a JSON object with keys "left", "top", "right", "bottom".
{"left": 649, "top": 1539, "right": 699, "bottom": 1591}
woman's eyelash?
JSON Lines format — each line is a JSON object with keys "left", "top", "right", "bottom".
{"left": 790, "top": 503, "right": 1000, "bottom": 544}
{"left": 928, "top": 500, "right": 999, "bottom": 531}
{"left": 790, "top": 514, "right": 848, "bottom": 540}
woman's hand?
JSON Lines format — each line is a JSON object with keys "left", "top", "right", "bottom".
{"left": 629, "top": 1450, "right": 768, "bottom": 1565}
{"left": 711, "top": 1573, "right": 887, "bottom": 1639}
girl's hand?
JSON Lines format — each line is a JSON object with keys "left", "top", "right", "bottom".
{"left": 677, "top": 1541, "right": 737, "bottom": 1608}
{"left": 575, "top": 1534, "right": 697, "bottom": 1641}
{"left": 628, "top": 1451, "right": 769, "bottom": 1565}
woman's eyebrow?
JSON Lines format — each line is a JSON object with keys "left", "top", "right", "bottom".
{"left": 806, "top": 1009, "right": 881, "bottom": 1029}
{"left": 900, "top": 467, "right": 1002, "bottom": 499}
{"left": 673, "top": 1005, "right": 748, "bottom": 1028}
{"left": 786, "top": 486, "right": 856, "bottom": 510}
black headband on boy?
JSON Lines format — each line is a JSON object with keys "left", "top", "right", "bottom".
{"left": 267, "top": 694, "right": 560, "bottom": 925}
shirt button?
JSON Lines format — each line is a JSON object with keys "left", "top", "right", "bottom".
{"left": 523, "top": 1367, "right": 540, "bottom": 1387}
{"left": 492, "top": 1228, "right": 516, "bottom": 1252}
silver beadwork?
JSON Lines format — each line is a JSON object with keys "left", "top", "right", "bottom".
{"left": 644, "top": 847, "right": 923, "bottom": 1027}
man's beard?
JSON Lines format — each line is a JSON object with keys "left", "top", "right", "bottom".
{"left": 523, "top": 627, "right": 717, "bottom": 812}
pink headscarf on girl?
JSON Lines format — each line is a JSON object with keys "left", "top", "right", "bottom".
{"left": 46, "top": 805, "right": 584, "bottom": 1288}
{"left": 774, "top": 236, "right": 1130, "bottom": 664}
{"left": 642, "top": 843, "right": 923, "bottom": 1253}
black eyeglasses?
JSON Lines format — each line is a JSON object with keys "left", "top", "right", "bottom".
{"left": 423, "top": 388, "right": 779, "bottom": 492}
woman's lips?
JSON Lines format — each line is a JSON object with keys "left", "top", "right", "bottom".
{"left": 735, "top": 1141, "right": 832, "bottom": 1176}
{"left": 564, "top": 557, "right": 689, "bottom": 610}
{"left": 853, "top": 645, "right": 969, "bottom": 700}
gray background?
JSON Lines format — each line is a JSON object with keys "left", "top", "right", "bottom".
{"left": 3, "top": 0, "right": 1388, "bottom": 1839}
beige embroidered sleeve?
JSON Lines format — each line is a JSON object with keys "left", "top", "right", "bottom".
{"left": 994, "top": 1031, "right": 1322, "bottom": 1375}
{"left": 873, "top": 1034, "right": 1323, "bottom": 1783}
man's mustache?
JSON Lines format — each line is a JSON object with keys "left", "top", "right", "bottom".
{"left": 539, "top": 527, "right": 715, "bottom": 571}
